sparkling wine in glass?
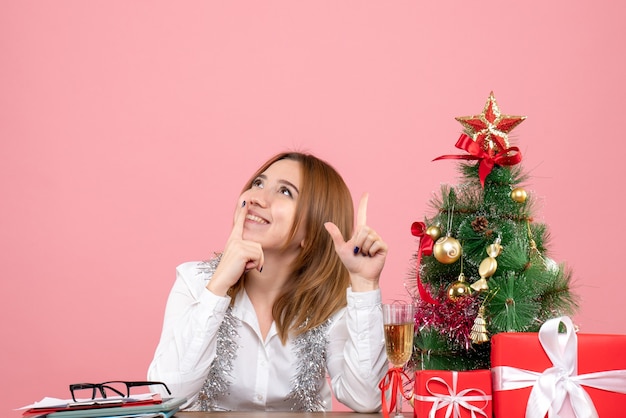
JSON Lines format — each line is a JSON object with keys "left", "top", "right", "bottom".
{"left": 383, "top": 303, "right": 414, "bottom": 417}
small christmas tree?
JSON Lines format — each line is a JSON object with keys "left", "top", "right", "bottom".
{"left": 408, "top": 92, "right": 578, "bottom": 371}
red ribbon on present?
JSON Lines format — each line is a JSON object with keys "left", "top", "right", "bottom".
{"left": 379, "top": 367, "right": 412, "bottom": 418}
{"left": 414, "top": 371, "right": 492, "bottom": 418}
{"left": 411, "top": 221, "right": 440, "bottom": 305}
{"left": 492, "top": 316, "right": 626, "bottom": 418}
{"left": 433, "top": 134, "right": 522, "bottom": 187}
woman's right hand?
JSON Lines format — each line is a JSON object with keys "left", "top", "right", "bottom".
{"left": 206, "top": 201, "right": 265, "bottom": 296}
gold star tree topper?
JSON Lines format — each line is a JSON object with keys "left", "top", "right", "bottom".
{"left": 455, "top": 92, "right": 526, "bottom": 154}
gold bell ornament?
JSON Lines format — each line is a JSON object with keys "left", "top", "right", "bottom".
{"left": 471, "top": 238, "right": 502, "bottom": 292}
{"left": 470, "top": 306, "right": 489, "bottom": 344}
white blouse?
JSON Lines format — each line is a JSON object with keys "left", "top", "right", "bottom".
{"left": 147, "top": 261, "right": 388, "bottom": 412}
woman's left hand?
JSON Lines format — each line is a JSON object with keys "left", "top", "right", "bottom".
{"left": 324, "top": 193, "right": 388, "bottom": 292}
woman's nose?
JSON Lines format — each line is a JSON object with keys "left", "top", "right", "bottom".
{"left": 248, "top": 189, "right": 268, "bottom": 207}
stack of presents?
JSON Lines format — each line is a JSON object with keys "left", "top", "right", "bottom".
{"left": 410, "top": 316, "right": 626, "bottom": 417}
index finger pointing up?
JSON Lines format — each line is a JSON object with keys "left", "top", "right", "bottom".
{"left": 357, "top": 193, "right": 369, "bottom": 227}
{"left": 230, "top": 200, "right": 248, "bottom": 239}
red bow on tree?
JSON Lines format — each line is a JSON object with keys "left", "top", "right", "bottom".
{"left": 411, "top": 221, "right": 440, "bottom": 305}
{"left": 433, "top": 134, "right": 522, "bottom": 187}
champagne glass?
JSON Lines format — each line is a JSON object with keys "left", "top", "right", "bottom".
{"left": 382, "top": 302, "right": 414, "bottom": 417}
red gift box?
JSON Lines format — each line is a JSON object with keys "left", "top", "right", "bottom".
{"left": 413, "top": 369, "right": 492, "bottom": 418}
{"left": 491, "top": 316, "right": 626, "bottom": 417}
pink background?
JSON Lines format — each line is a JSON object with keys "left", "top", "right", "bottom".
{"left": 2, "top": 1, "right": 625, "bottom": 415}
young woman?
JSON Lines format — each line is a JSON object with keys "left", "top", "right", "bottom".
{"left": 147, "top": 152, "right": 388, "bottom": 412}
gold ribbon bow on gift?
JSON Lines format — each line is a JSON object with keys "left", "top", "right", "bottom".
{"left": 413, "top": 371, "right": 491, "bottom": 418}
{"left": 492, "top": 316, "right": 626, "bottom": 418}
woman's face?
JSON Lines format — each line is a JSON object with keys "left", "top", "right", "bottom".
{"left": 239, "top": 159, "right": 306, "bottom": 253}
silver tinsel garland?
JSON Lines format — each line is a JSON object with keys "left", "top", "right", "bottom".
{"left": 286, "top": 318, "right": 330, "bottom": 411}
{"left": 193, "top": 256, "right": 330, "bottom": 411}
{"left": 196, "top": 306, "right": 239, "bottom": 411}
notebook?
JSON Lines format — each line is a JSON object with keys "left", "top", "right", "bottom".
{"left": 46, "top": 397, "right": 186, "bottom": 418}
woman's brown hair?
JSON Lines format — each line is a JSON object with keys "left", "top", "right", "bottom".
{"left": 227, "top": 152, "right": 354, "bottom": 344}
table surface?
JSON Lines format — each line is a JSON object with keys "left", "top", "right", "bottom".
{"left": 174, "top": 412, "right": 406, "bottom": 417}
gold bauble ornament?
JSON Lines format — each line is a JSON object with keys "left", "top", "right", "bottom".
{"left": 433, "top": 236, "right": 462, "bottom": 264}
{"left": 447, "top": 273, "right": 471, "bottom": 301}
{"left": 426, "top": 225, "right": 442, "bottom": 241}
{"left": 511, "top": 187, "right": 528, "bottom": 203}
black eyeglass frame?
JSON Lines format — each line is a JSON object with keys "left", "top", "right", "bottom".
{"left": 69, "top": 380, "right": 171, "bottom": 402}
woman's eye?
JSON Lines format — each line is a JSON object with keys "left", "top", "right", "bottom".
{"left": 251, "top": 178, "right": 263, "bottom": 188}
{"left": 279, "top": 187, "right": 293, "bottom": 197}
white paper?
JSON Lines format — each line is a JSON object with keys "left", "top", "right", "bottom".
{"left": 16, "top": 393, "right": 158, "bottom": 410}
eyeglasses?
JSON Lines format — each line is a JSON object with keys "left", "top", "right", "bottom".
{"left": 69, "top": 380, "right": 171, "bottom": 402}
